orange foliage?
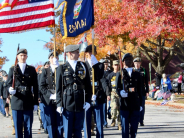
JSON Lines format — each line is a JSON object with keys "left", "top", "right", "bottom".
{"left": 94, "top": 0, "right": 184, "bottom": 49}
{"left": 34, "top": 62, "right": 43, "bottom": 72}
{"left": 0, "top": 38, "right": 8, "bottom": 69}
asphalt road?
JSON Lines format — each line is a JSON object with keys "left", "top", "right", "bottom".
{"left": 0, "top": 104, "right": 184, "bottom": 138}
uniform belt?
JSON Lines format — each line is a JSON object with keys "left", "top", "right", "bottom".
{"left": 17, "top": 86, "right": 31, "bottom": 92}
{"left": 66, "top": 84, "right": 85, "bottom": 90}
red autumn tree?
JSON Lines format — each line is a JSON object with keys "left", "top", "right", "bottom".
{"left": 94, "top": 0, "right": 184, "bottom": 74}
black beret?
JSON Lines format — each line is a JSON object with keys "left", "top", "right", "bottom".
{"left": 17, "top": 49, "right": 27, "bottom": 55}
{"left": 65, "top": 45, "right": 80, "bottom": 53}
{"left": 2, "top": 71, "right": 7, "bottom": 77}
{"left": 48, "top": 51, "right": 59, "bottom": 59}
{"left": 85, "top": 45, "right": 97, "bottom": 52}
{"left": 44, "top": 61, "right": 50, "bottom": 66}
{"left": 122, "top": 53, "right": 133, "bottom": 61}
{"left": 133, "top": 57, "right": 141, "bottom": 62}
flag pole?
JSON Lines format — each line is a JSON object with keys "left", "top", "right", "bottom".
{"left": 92, "top": 29, "right": 95, "bottom": 96}
{"left": 53, "top": 18, "right": 57, "bottom": 93}
{"left": 64, "top": 43, "right": 66, "bottom": 63}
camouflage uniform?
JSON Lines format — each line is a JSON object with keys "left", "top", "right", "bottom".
{"left": 9, "top": 96, "right": 15, "bottom": 135}
{"left": 107, "top": 69, "right": 122, "bottom": 129}
{"left": 110, "top": 89, "right": 121, "bottom": 125}
{"left": 9, "top": 96, "right": 14, "bottom": 126}
{"left": 37, "top": 106, "right": 43, "bottom": 125}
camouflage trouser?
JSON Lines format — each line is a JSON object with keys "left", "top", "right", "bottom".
{"left": 110, "top": 91, "right": 121, "bottom": 125}
{"left": 9, "top": 96, "right": 14, "bottom": 127}
{"left": 37, "top": 106, "right": 42, "bottom": 124}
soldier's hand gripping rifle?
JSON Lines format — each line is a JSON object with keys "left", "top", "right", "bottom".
{"left": 12, "top": 44, "right": 20, "bottom": 89}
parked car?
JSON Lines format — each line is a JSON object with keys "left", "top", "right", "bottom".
{"left": 170, "top": 72, "right": 184, "bottom": 93}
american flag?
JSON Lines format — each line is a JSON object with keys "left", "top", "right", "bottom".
{"left": 0, "top": 0, "right": 55, "bottom": 33}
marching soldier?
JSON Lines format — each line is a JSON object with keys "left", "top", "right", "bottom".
{"left": 118, "top": 53, "right": 142, "bottom": 138}
{"left": 0, "top": 71, "right": 10, "bottom": 117}
{"left": 38, "top": 63, "right": 49, "bottom": 134}
{"left": 107, "top": 60, "right": 122, "bottom": 130}
{"left": 37, "top": 67, "right": 43, "bottom": 128}
{"left": 56, "top": 45, "right": 92, "bottom": 138}
{"left": 101, "top": 59, "right": 112, "bottom": 127}
{"left": 0, "top": 70, "right": 6, "bottom": 117}
{"left": 0, "top": 69, "right": 16, "bottom": 135}
{"left": 39, "top": 52, "right": 63, "bottom": 138}
{"left": 44, "top": 61, "right": 50, "bottom": 68}
{"left": 7, "top": 49, "right": 38, "bottom": 138}
{"left": 37, "top": 67, "right": 45, "bottom": 130}
{"left": 133, "top": 57, "right": 149, "bottom": 126}
{"left": 84, "top": 45, "right": 109, "bottom": 138}
{"left": 103, "top": 60, "right": 112, "bottom": 79}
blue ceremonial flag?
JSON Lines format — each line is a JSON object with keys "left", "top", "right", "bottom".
{"left": 55, "top": 0, "right": 94, "bottom": 39}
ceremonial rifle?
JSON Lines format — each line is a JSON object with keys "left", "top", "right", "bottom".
{"left": 118, "top": 46, "right": 128, "bottom": 106}
{"left": 118, "top": 46, "right": 124, "bottom": 89}
{"left": 12, "top": 44, "right": 20, "bottom": 89}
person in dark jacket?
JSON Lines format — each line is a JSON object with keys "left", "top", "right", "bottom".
{"left": 7, "top": 49, "right": 38, "bottom": 138}
{"left": 0, "top": 70, "right": 6, "bottom": 117}
{"left": 84, "top": 45, "right": 108, "bottom": 138}
{"left": 133, "top": 57, "right": 149, "bottom": 126}
{"left": 118, "top": 53, "right": 142, "bottom": 138}
{"left": 39, "top": 51, "right": 63, "bottom": 138}
{"left": 100, "top": 59, "right": 112, "bottom": 127}
{"left": 38, "top": 62, "right": 50, "bottom": 134}
{"left": 0, "top": 72, "right": 10, "bottom": 117}
{"left": 56, "top": 45, "right": 92, "bottom": 138}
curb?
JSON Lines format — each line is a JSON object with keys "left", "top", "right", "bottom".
{"left": 145, "top": 100, "right": 184, "bottom": 109}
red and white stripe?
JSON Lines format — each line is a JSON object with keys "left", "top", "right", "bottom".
{"left": 0, "top": 0, "right": 55, "bottom": 33}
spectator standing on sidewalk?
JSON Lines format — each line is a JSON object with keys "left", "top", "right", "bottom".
{"left": 177, "top": 72, "right": 183, "bottom": 95}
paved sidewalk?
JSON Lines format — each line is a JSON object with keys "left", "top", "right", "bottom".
{"left": 0, "top": 104, "right": 184, "bottom": 138}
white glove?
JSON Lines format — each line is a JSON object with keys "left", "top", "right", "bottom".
{"left": 53, "top": 57, "right": 59, "bottom": 66}
{"left": 9, "top": 87, "right": 16, "bottom": 95}
{"left": 120, "top": 90, "right": 128, "bottom": 98}
{"left": 91, "top": 95, "right": 96, "bottom": 101}
{"left": 50, "top": 93, "right": 56, "bottom": 100}
{"left": 140, "top": 106, "right": 143, "bottom": 111}
{"left": 83, "top": 102, "right": 90, "bottom": 111}
{"left": 56, "top": 107, "right": 63, "bottom": 114}
{"left": 33, "top": 105, "right": 38, "bottom": 111}
{"left": 91, "top": 55, "right": 98, "bottom": 66}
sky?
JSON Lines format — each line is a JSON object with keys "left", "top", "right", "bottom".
{"left": 0, "top": 0, "right": 63, "bottom": 72}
